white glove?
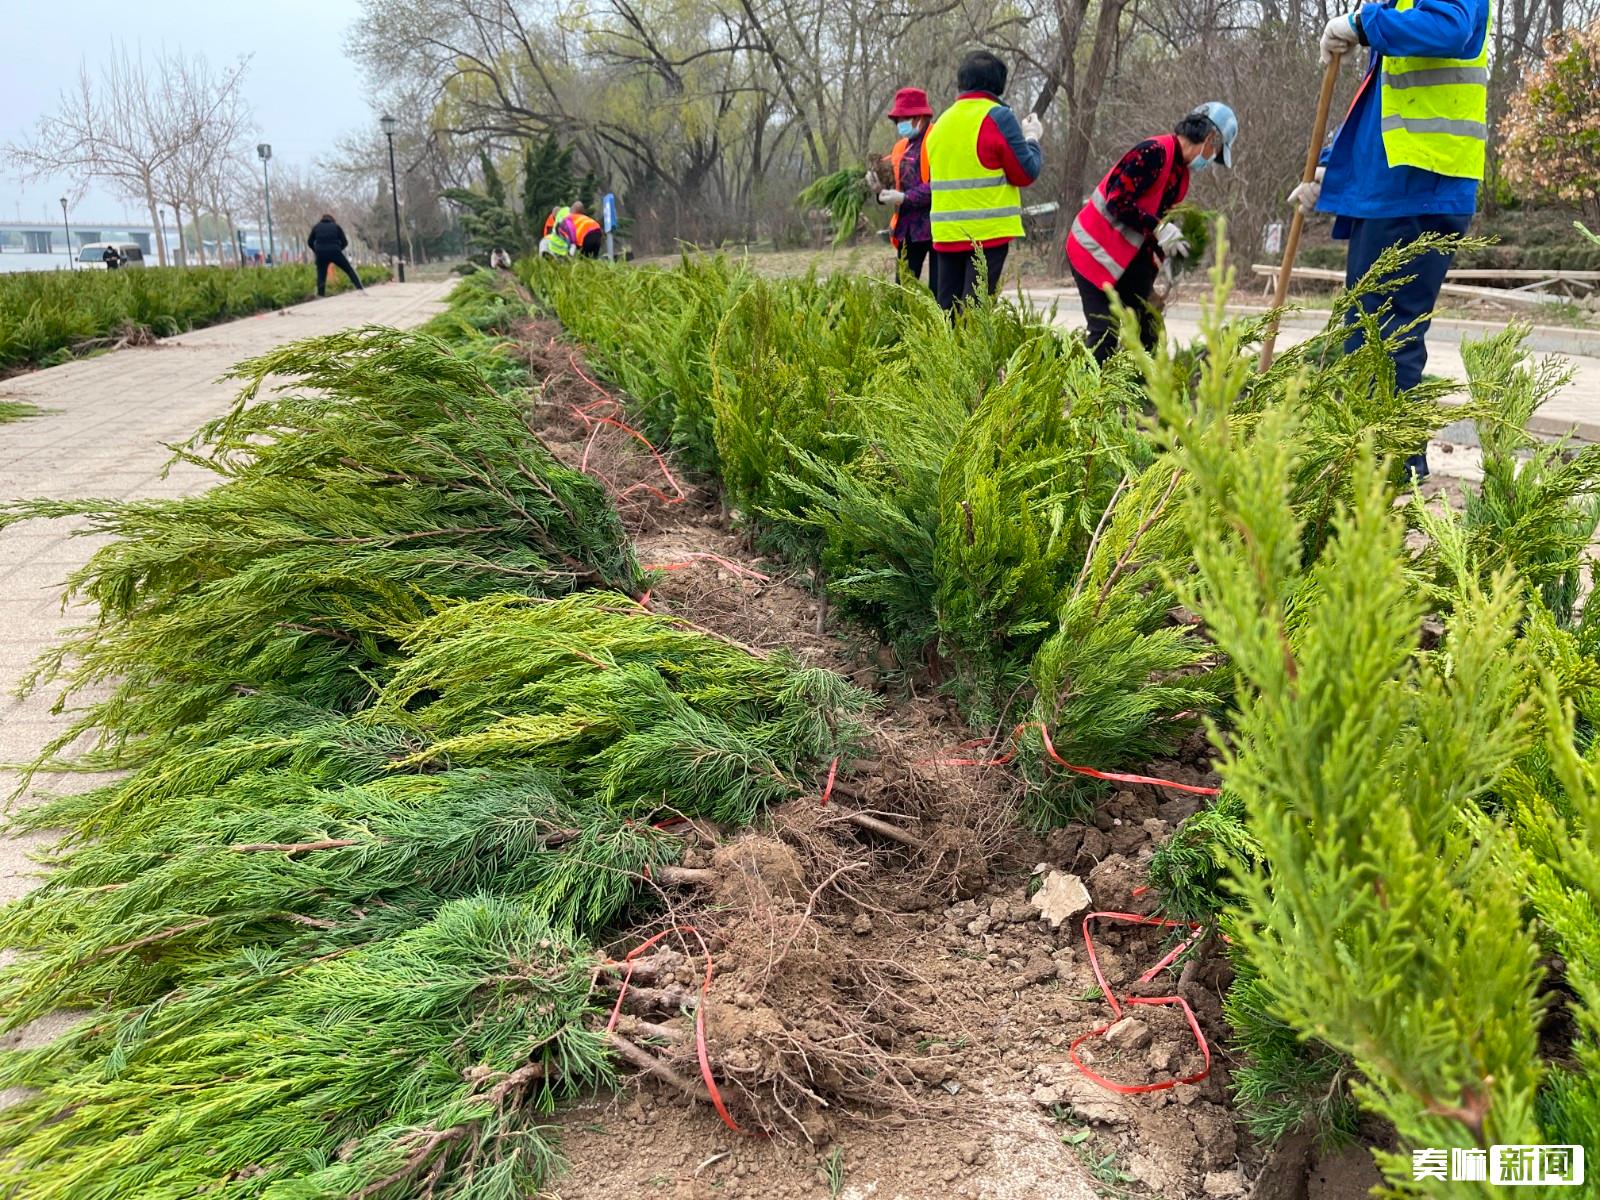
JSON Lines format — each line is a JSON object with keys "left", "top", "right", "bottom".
{"left": 1019, "top": 112, "right": 1043, "bottom": 143}
{"left": 1156, "top": 222, "right": 1190, "bottom": 259}
{"left": 865, "top": 169, "right": 882, "bottom": 192}
{"left": 1320, "top": 10, "right": 1362, "bottom": 65}
{"left": 1286, "top": 166, "right": 1326, "bottom": 214}
{"left": 878, "top": 189, "right": 905, "bottom": 206}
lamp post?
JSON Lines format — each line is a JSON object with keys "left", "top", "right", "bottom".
{"left": 157, "top": 206, "right": 167, "bottom": 264}
{"left": 59, "top": 196, "right": 73, "bottom": 270}
{"left": 379, "top": 114, "right": 406, "bottom": 282}
{"left": 256, "top": 142, "right": 275, "bottom": 265}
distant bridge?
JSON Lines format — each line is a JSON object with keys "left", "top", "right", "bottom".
{"left": 0, "top": 220, "right": 266, "bottom": 260}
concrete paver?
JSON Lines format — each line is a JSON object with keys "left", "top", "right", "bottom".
{"left": 0, "top": 280, "right": 451, "bottom": 1072}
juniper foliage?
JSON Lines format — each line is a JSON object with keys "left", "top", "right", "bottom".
{"left": 1, "top": 326, "right": 639, "bottom": 766}
{"left": 1164, "top": 283, "right": 1600, "bottom": 1182}
{"left": 1426, "top": 327, "right": 1600, "bottom": 626}
{"left": 0, "top": 312, "right": 869, "bottom": 1196}
{"left": 0, "top": 897, "right": 610, "bottom": 1200}
{"left": 524, "top": 241, "right": 1481, "bottom": 818}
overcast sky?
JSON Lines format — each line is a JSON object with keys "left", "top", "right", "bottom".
{"left": 2, "top": 0, "right": 375, "bottom": 223}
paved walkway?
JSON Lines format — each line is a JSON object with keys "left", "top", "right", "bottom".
{"left": 0, "top": 280, "right": 451, "bottom": 1076}
{"left": 1029, "top": 288, "right": 1600, "bottom": 441}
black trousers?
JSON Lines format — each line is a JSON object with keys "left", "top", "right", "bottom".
{"left": 579, "top": 229, "right": 604, "bottom": 258}
{"left": 1073, "top": 251, "right": 1160, "bottom": 364}
{"left": 315, "top": 251, "right": 362, "bottom": 295}
{"left": 897, "top": 240, "right": 932, "bottom": 284}
{"left": 932, "top": 243, "right": 1009, "bottom": 312}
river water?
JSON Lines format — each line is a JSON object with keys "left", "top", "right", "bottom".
{"left": 0, "top": 252, "right": 80, "bottom": 274}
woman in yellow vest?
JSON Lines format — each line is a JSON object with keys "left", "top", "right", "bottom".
{"left": 919, "top": 50, "right": 1043, "bottom": 312}
{"left": 539, "top": 206, "right": 574, "bottom": 257}
{"left": 1296, "top": 0, "right": 1491, "bottom": 479}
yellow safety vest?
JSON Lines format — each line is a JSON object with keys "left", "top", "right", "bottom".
{"left": 1379, "top": 0, "right": 1492, "bottom": 179}
{"left": 924, "top": 96, "right": 1023, "bottom": 245}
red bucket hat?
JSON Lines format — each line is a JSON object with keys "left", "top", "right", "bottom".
{"left": 887, "top": 87, "right": 934, "bottom": 119}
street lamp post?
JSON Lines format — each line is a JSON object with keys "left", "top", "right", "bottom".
{"left": 158, "top": 207, "right": 167, "bottom": 263}
{"left": 59, "top": 196, "right": 73, "bottom": 270}
{"left": 256, "top": 143, "right": 275, "bottom": 265}
{"left": 379, "top": 115, "right": 406, "bottom": 283}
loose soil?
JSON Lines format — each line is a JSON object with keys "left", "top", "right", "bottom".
{"left": 514, "top": 325, "right": 1386, "bottom": 1200}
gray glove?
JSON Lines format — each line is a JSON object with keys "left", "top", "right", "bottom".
{"left": 878, "top": 189, "right": 905, "bottom": 206}
{"left": 1287, "top": 166, "right": 1326, "bottom": 214}
{"left": 1320, "top": 10, "right": 1361, "bottom": 65}
{"left": 1156, "top": 222, "right": 1191, "bottom": 259}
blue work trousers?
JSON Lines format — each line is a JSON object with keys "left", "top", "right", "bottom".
{"left": 1341, "top": 211, "right": 1473, "bottom": 476}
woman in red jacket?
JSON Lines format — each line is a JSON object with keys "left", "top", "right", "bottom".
{"left": 1065, "top": 102, "right": 1237, "bottom": 363}
{"left": 874, "top": 87, "right": 936, "bottom": 283}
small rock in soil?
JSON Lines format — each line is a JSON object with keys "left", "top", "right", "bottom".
{"left": 1086, "top": 854, "right": 1142, "bottom": 906}
{"left": 1029, "top": 871, "right": 1091, "bottom": 928}
{"left": 1032, "top": 1067, "right": 1131, "bottom": 1124}
{"left": 1188, "top": 1106, "right": 1239, "bottom": 1169}
{"left": 1105, "top": 1017, "right": 1152, "bottom": 1050}
{"left": 1203, "top": 1167, "right": 1246, "bottom": 1197}
{"left": 1147, "top": 1040, "right": 1179, "bottom": 1072}
{"left": 1010, "top": 955, "right": 1058, "bottom": 988}
{"left": 1108, "top": 823, "right": 1147, "bottom": 855}
{"left": 851, "top": 912, "right": 873, "bottom": 936}
{"left": 1076, "top": 827, "right": 1109, "bottom": 863}
{"left": 1128, "top": 1150, "right": 1180, "bottom": 1193}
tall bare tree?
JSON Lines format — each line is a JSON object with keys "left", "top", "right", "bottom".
{"left": 155, "top": 53, "right": 253, "bottom": 265}
{"left": 6, "top": 48, "right": 200, "bottom": 265}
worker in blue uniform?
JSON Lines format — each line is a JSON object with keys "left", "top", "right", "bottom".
{"left": 1290, "top": 0, "right": 1492, "bottom": 478}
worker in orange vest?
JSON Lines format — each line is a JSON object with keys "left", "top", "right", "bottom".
{"left": 565, "top": 202, "right": 604, "bottom": 258}
{"left": 873, "top": 87, "right": 936, "bottom": 283}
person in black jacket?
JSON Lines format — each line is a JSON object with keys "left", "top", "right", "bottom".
{"left": 306, "top": 214, "right": 365, "bottom": 296}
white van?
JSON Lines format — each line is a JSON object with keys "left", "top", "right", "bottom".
{"left": 77, "top": 242, "right": 148, "bottom": 269}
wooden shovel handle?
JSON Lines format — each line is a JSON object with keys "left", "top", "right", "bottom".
{"left": 1259, "top": 56, "right": 1343, "bottom": 372}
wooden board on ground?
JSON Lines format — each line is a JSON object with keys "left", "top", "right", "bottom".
{"left": 1250, "top": 263, "right": 1588, "bottom": 308}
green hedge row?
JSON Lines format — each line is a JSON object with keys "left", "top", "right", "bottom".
{"left": 0, "top": 263, "right": 390, "bottom": 373}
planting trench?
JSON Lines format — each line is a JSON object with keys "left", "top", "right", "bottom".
{"left": 0, "top": 284, "right": 1417, "bottom": 1199}
{"left": 510, "top": 322, "right": 1383, "bottom": 1200}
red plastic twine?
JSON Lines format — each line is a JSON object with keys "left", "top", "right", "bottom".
{"left": 557, "top": 349, "right": 688, "bottom": 506}
{"left": 567, "top": 404, "right": 688, "bottom": 505}
{"left": 922, "top": 721, "right": 1220, "bottom": 797}
{"left": 605, "top": 924, "right": 745, "bottom": 1133}
{"left": 817, "top": 757, "right": 839, "bottom": 808}
{"left": 642, "top": 553, "right": 771, "bottom": 582}
{"left": 1069, "top": 910, "right": 1212, "bottom": 1095}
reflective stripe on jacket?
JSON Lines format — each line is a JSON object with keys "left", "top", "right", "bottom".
{"left": 1066, "top": 134, "right": 1185, "bottom": 290}
{"left": 1378, "top": 0, "right": 1491, "bottom": 179}
{"left": 924, "top": 96, "right": 1024, "bottom": 246}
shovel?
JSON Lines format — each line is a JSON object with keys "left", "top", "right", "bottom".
{"left": 1258, "top": 55, "right": 1342, "bottom": 372}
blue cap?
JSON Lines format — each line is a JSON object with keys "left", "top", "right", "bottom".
{"left": 1191, "top": 101, "right": 1238, "bottom": 168}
